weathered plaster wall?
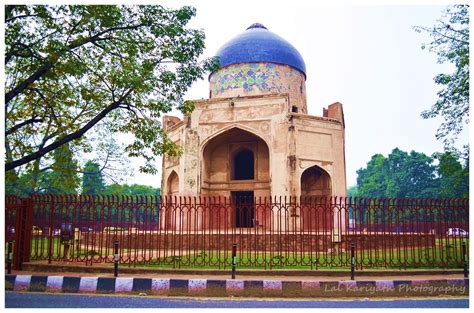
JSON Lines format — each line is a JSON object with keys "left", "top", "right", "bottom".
{"left": 162, "top": 93, "right": 346, "bottom": 199}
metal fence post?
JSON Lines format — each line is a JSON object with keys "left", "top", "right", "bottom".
{"left": 232, "top": 243, "right": 237, "bottom": 279}
{"left": 114, "top": 240, "right": 119, "bottom": 277}
{"left": 7, "top": 240, "right": 13, "bottom": 274}
{"left": 48, "top": 196, "right": 55, "bottom": 264}
{"left": 350, "top": 242, "right": 355, "bottom": 280}
{"left": 13, "top": 197, "right": 33, "bottom": 271}
{"left": 462, "top": 242, "right": 468, "bottom": 278}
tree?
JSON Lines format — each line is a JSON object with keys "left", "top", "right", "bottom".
{"left": 355, "top": 148, "right": 469, "bottom": 198}
{"left": 5, "top": 5, "right": 219, "bottom": 174}
{"left": 346, "top": 186, "right": 359, "bottom": 197}
{"left": 435, "top": 151, "right": 469, "bottom": 198}
{"left": 6, "top": 143, "right": 80, "bottom": 195}
{"left": 356, "top": 148, "right": 439, "bottom": 198}
{"left": 83, "top": 125, "right": 133, "bottom": 184}
{"left": 42, "top": 143, "right": 80, "bottom": 193}
{"left": 355, "top": 154, "right": 389, "bottom": 198}
{"left": 105, "top": 183, "right": 160, "bottom": 196}
{"left": 414, "top": 5, "right": 469, "bottom": 149}
{"left": 82, "top": 160, "right": 105, "bottom": 194}
{"left": 126, "top": 184, "right": 160, "bottom": 196}
{"left": 384, "top": 149, "right": 439, "bottom": 198}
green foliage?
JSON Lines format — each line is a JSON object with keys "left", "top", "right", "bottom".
{"left": 346, "top": 185, "right": 359, "bottom": 197}
{"left": 43, "top": 143, "right": 80, "bottom": 193}
{"left": 105, "top": 183, "right": 160, "bottom": 196}
{"left": 5, "top": 169, "right": 21, "bottom": 195}
{"left": 355, "top": 148, "right": 468, "bottom": 198}
{"left": 82, "top": 160, "right": 105, "bottom": 194}
{"left": 415, "top": 5, "right": 469, "bottom": 148}
{"left": 5, "top": 143, "right": 80, "bottom": 195}
{"left": 5, "top": 5, "right": 219, "bottom": 173}
{"left": 434, "top": 152, "right": 469, "bottom": 198}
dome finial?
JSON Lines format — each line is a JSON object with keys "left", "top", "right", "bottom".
{"left": 247, "top": 23, "right": 267, "bottom": 30}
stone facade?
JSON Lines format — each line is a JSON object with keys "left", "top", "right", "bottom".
{"left": 162, "top": 92, "right": 346, "bottom": 199}
{"left": 161, "top": 24, "right": 347, "bottom": 203}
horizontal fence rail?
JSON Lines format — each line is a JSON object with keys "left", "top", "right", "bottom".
{"left": 5, "top": 195, "right": 469, "bottom": 270}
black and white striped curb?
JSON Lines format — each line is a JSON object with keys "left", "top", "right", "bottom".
{"left": 5, "top": 275, "right": 468, "bottom": 296}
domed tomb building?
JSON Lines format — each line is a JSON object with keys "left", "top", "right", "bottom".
{"left": 162, "top": 24, "right": 347, "bottom": 205}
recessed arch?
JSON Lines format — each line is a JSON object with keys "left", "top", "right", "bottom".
{"left": 200, "top": 126, "right": 270, "bottom": 196}
{"left": 167, "top": 170, "right": 179, "bottom": 195}
{"left": 199, "top": 124, "right": 272, "bottom": 156}
{"left": 300, "top": 165, "right": 332, "bottom": 197}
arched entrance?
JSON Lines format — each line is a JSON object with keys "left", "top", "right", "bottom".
{"left": 201, "top": 127, "right": 270, "bottom": 227}
{"left": 201, "top": 127, "right": 270, "bottom": 196}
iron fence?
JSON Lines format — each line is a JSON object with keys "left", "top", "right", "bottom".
{"left": 5, "top": 195, "right": 469, "bottom": 269}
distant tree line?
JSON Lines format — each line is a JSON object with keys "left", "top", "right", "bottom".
{"left": 347, "top": 148, "right": 468, "bottom": 199}
{"left": 5, "top": 153, "right": 160, "bottom": 197}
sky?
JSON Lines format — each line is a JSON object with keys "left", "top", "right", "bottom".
{"left": 125, "top": 0, "right": 467, "bottom": 189}
{"left": 3, "top": 1, "right": 465, "bottom": 190}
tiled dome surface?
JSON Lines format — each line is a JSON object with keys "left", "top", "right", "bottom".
{"left": 215, "top": 23, "right": 306, "bottom": 77}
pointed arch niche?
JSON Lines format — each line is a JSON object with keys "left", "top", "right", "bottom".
{"left": 167, "top": 171, "right": 179, "bottom": 195}
{"left": 201, "top": 127, "right": 269, "bottom": 197}
{"left": 300, "top": 165, "right": 332, "bottom": 197}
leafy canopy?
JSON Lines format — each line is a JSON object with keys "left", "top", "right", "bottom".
{"left": 105, "top": 183, "right": 160, "bottom": 196}
{"left": 353, "top": 148, "right": 468, "bottom": 198}
{"left": 5, "top": 5, "right": 219, "bottom": 173}
{"left": 414, "top": 5, "right": 469, "bottom": 148}
{"left": 5, "top": 143, "right": 80, "bottom": 195}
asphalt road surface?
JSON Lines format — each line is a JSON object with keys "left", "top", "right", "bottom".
{"left": 5, "top": 292, "right": 469, "bottom": 308}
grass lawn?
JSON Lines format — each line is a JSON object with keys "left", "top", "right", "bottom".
{"left": 20, "top": 236, "right": 468, "bottom": 270}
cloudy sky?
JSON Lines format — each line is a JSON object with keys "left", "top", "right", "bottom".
{"left": 128, "top": 0, "right": 467, "bottom": 189}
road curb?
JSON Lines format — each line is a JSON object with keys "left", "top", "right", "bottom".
{"left": 20, "top": 263, "right": 466, "bottom": 276}
{"left": 5, "top": 275, "right": 469, "bottom": 298}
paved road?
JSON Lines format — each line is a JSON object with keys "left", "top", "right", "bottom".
{"left": 5, "top": 292, "right": 469, "bottom": 308}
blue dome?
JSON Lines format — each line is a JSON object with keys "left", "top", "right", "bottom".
{"left": 214, "top": 23, "right": 306, "bottom": 78}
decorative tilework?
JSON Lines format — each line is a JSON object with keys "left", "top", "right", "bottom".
{"left": 210, "top": 63, "right": 303, "bottom": 96}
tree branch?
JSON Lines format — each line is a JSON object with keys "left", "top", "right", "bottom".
{"left": 5, "top": 88, "right": 134, "bottom": 171}
{"left": 5, "top": 13, "right": 39, "bottom": 23}
{"left": 5, "top": 23, "right": 145, "bottom": 105}
{"left": 6, "top": 117, "right": 43, "bottom": 136}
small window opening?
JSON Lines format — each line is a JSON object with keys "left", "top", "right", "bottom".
{"left": 233, "top": 149, "right": 254, "bottom": 180}
{"left": 291, "top": 105, "right": 298, "bottom": 113}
